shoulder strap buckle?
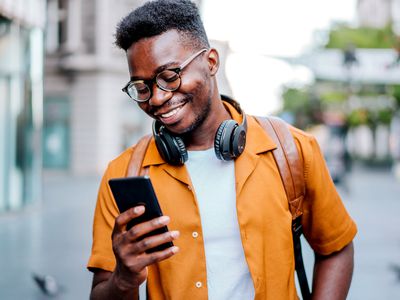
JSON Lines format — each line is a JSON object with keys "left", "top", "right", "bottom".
{"left": 292, "top": 216, "right": 303, "bottom": 237}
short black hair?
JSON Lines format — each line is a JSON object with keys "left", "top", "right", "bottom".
{"left": 115, "top": 0, "right": 210, "bottom": 51}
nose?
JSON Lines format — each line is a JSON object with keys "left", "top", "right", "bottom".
{"left": 148, "top": 83, "right": 172, "bottom": 107}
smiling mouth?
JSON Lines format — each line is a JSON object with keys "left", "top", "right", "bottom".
{"left": 160, "top": 106, "right": 183, "bottom": 118}
{"left": 155, "top": 101, "right": 187, "bottom": 120}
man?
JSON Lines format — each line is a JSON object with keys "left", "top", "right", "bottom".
{"left": 88, "top": 0, "right": 357, "bottom": 299}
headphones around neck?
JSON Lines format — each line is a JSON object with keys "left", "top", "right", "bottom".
{"left": 152, "top": 95, "right": 247, "bottom": 165}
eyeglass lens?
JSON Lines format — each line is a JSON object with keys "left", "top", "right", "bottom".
{"left": 126, "top": 69, "right": 181, "bottom": 102}
{"left": 124, "top": 48, "right": 207, "bottom": 102}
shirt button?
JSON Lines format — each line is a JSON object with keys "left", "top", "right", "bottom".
{"left": 195, "top": 281, "right": 202, "bottom": 288}
{"left": 192, "top": 231, "right": 199, "bottom": 238}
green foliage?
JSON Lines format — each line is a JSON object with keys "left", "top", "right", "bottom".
{"left": 346, "top": 108, "right": 394, "bottom": 127}
{"left": 377, "top": 109, "right": 393, "bottom": 124}
{"left": 280, "top": 84, "right": 398, "bottom": 129}
{"left": 282, "top": 87, "right": 310, "bottom": 112}
{"left": 390, "top": 85, "right": 400, "bottom": 107}
{"left": 281, "top": 86, "right": 322, "bottom": 129}
{"left": 346, "top": 109, "right": 370, "bottom": 127}
{"left": 320, "top": 91, "right": 347, "bottom": 105}
{"left": 326, "top": 24, "right": 397, "bottom": 49}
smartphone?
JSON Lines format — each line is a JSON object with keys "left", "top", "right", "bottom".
{"left": 108, "top": 176, "right": 173, "bottom": 253}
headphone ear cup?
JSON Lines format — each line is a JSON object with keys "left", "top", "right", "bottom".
{"left": 231, "top": 124, "right": 247, "bottom": 157}
{"left": 214, "top": 121, "right": 227, "bottom": 160}
{"left": 152, "top": 121, "right": 188, "bottom": 165}
{"left": 174, "top": 135, "right": 188, "bottom": 163}
{"left": 214, "top": 120, "right": 237, "bottom": 161}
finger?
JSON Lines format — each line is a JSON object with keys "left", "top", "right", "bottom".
{"left": 134, "top": 230, "right": 180, "bottom": 254}
{"left": 134, "top": 246, "right": 180, "bottom": 271}
{"left": 113, "top": 206, "right": 145, "bottom": 234}
{"left": 125, "top": 215, "right": 171, "bottom": 242}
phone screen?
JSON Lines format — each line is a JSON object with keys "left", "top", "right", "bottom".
{"left": 108, "top": 176, "right": 173, "bottom": 253}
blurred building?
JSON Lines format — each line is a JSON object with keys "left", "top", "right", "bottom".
{"left": 0, "top": 0, "right": 46, "bottom": 212}
{"left": 44, "top": 0, "right": 149, "bottom": 175}
{"left": 357, "top": 0, "right": 400, "bottom": 33}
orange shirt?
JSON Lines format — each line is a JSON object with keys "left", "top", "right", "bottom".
{"left": 87, "top": 103, "right": 357, "bottom": 299}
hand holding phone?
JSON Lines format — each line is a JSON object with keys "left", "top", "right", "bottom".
{"left": 107, "top": 187, "right": 179, "bottom": 295}
{"left": 108, "top": 176, "right": 174, "bottom": 253}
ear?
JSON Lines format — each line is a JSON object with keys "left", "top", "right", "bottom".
{"left": 207, "top": 48, "right": 220, "bottom": 76}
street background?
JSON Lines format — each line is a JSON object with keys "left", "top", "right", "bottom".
{"left": 1, "top": 0, "right": 400, "bottom": 299}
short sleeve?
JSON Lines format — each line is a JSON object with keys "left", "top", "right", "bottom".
{"left": 297, "top": 132, "right": 357, "bottom": 255}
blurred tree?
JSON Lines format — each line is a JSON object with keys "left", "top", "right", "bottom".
{"left": 281, "top": 86, "right": 322, "bottom": 129}
{"left": 320, "top": 90, "right": 347, "bottom": 105}
{"left": 390, "top": 85, "right": 400, "bottom": 108}
{"left": 325, "top": 24, "right": 396, "bottom": 49}
{"left": 282, "top": 87, "right": 309, "bottom": 112}
{"left": 377, "top": 108, "right": 393, "bottom": 125}
{"left": 346, "top": 109, "right": 370, "bottom": 127}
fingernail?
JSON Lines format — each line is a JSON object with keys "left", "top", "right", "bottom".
{"left": 158, "top": 216, "right": 170, "bottom": 225}
{"left": 171, "top": 246, "right": 179, "bottom": 254}
{"left": 134, "top": 206, "right": 144, "bottom": 214}
{"left": 170, "top": 231, "right": 180, "bottom": 239}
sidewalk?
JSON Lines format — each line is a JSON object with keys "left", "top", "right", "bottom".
{"left": 301, "top": 165, "right": 400, "bottom": 299}
{"left": 344, "top": 166, "right": 400, "bottom": 299}
{"left": 0, "top": 166, "right": 400, "bottom": 299}
{"left": 0, "top": 173, "right": 101, "bottom": 300}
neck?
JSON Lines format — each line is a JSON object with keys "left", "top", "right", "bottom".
{"left": 183, "top": 97, "right": 231, "bottom": 151}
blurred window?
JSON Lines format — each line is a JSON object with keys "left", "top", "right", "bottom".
{"left": 58, "top": 0, "right": 69, "bottom": 46}
{"left": 0, "top": 75, "right": 10, "bottom": 211}
{"left": 43, "top": 97, "right": 70, "bottom": 169}
{"left": 46, "top": 0, "right": 69, "bottom": 53}
{"left": 0, "top": 16, "right": 42, "bottom": 211}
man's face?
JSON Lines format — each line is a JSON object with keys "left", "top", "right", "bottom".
{"left": 126, "top": 30, "right": 212, "bottom": 135}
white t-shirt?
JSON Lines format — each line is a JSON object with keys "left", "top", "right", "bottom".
{"left": 185, "top": 148, "right": 255, "bottom": 300}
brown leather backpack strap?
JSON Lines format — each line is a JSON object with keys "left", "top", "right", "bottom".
{"left": 126, "top": 134, "right": 152, "bottom": 177}
{"left": 256, "top": 116, "right": 311, "bottom": 299}
{"left": 255, "top": 116, "right": 305, "bottom": 219}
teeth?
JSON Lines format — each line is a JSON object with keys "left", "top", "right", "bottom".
{"left": 161, "top": 107, "right": 181, "bottom": 118}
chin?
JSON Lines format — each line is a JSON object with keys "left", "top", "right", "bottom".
{"left": 164, "top": 119, "right": 194, "bottom": 136}
{"left": 165, "top": 123, "right": 191, "bottom": 135}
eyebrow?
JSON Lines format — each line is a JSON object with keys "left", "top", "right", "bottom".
{"left": 130, "top": 61, "right": 180, "bottom": 81}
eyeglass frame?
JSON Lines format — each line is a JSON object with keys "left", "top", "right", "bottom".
{"left": 122, "top": 48, "right": 208, "bottom": 102}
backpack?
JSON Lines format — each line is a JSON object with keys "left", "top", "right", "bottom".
{"left": 127, "top": 116, "right": 311, "bottom": 300}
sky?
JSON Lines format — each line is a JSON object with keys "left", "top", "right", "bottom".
{"left": 201, "top": 0, "right": 357, "bottom": 115}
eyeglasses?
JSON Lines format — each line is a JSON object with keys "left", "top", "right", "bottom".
{"left": 122, "top": 48, "right": 208, "bottom": 102}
